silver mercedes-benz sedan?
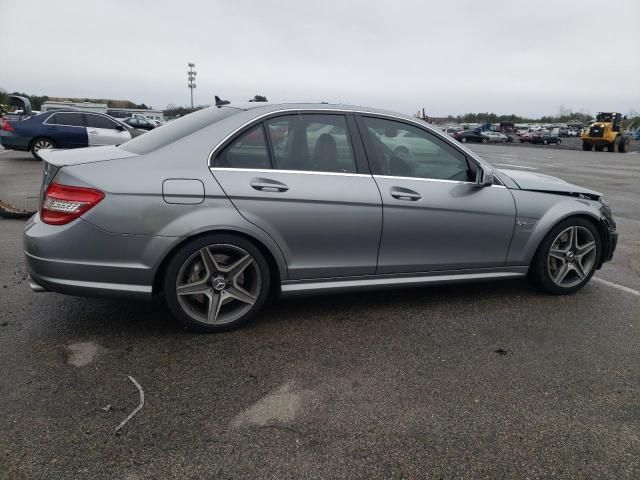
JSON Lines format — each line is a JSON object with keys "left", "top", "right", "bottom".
{"left": 25, "top": 103, "right": 618, "bottom": 332}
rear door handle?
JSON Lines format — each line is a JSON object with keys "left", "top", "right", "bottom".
{"left": 250, "top": 178, "right": 289, "bottom": 193}
{"left": 390, "top": 187, "right": 421, "bottom": 201}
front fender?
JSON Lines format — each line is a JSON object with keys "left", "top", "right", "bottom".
{"left": 506, "top": 190, "right": 603, "bottom": 266}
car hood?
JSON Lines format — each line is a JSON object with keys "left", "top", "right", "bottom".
{"left": 498, "top": 168, "right": 602, "bottom": 199}
{"left": 38, "top": 145, "right": 137, "bottom": 167}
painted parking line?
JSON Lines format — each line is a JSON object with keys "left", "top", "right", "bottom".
{"left": 592, "top": 277, "right": 640, "bottom": 297}
{"left": 493, "top": 163, "right": 538, "bottom": 170}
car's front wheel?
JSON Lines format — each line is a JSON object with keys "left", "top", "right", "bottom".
{"left": 529, "top": 218, "right": 601, "bottom": 295}
{"left": 29, "top": 137, "right": 56, "bottom": 160}
{"left": 164, "top": 234, "right": 271, "bottom": 332}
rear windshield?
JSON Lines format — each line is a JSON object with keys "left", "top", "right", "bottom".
{"left": 119, "top": 106, "right": 241, "bottom": 155}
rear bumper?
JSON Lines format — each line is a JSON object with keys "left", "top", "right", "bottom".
{"left": 24, "top": 214, "right": 174, "bottom": 300}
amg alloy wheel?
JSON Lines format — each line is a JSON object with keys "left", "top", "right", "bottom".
{"left": 547, "top": 226, "right": 597, "bottom": 288}
{"left": 529, "top": 218, "right": 601, "bottom": 294}
{"left": 164, "top": 235, "right": 270, "bottom": 332}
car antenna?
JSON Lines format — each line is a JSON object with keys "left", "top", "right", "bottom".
{"left": 214, "top": 95, "right": 230, "bottom": 107}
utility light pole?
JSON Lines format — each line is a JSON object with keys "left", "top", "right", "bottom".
{"left": 187, "top": 63, "right": 197, "bottom": 109}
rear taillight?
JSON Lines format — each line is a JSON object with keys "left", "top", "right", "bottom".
{"left": 41, "top": 183, "right": 104, "bottom": 225}
{"left": 1, "top": 119, "right": 14, "bottom": 132}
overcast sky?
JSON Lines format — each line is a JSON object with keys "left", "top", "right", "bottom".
{"left": 2, "top": 0, "right": 639, "bottom": 117}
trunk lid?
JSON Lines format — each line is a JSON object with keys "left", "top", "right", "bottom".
{"left": 38, "top": 145, "right": 137, "bottom": 167}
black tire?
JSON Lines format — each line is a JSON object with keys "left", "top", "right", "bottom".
{"left": 501, "top": 138, "right": 507, "bottom": 143}
{"left": 481, "top": 137, "right": 488, "bottom": 144}
{"left": 607, "top": 138, "right": 618, "bottom": 152}
{"left": 29, "top": 137, "right": 56, "bottom": 160}
{"left": 543, "top": 139, "right": 549, "bottom": 145}
{"left": 582, "top": 143, "right": 592, "bottom": 151}
{"left": 163, "top": 233, "right": 271, "bottom": 332}
{"left": 529, "top": 217, "right": 602, "bottom": 295}
{"left": 618, "top": 135, "right": 630, "bottom": 153}
{"left": 0, "top": 199, "right": 36, "bottom": 219}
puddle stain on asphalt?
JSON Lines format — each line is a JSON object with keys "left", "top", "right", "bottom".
{"left": 231, "top": 382, "right": 303, "bottom": 428}
{"left": 65, "top": 342, "right": 100, "bottom": 367}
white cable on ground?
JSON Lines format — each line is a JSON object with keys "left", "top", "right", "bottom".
{"left": 115, "top": 376, "right": 145, "bottom": 434}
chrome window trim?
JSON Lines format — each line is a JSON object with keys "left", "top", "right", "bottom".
{"left": 374, "top": 174, "right": 507, "bottom": 188}
{"left": 207, "top": 107, "right": 490, "bottom": 171}
{"left": 210, "top": 166, "right": 371, "bottom": 178}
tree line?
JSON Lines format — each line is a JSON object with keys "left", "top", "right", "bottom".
{"left": 0, "top": 88, "right": 150, "bottom": 111}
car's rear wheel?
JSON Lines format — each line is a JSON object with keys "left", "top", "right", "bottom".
{"left": 529, "top": 218, "right": 601, "bottom": 295}
{"left": 556, "top": 139, "right": 561, "bottom": 145}
{"left": 29, "top": 137, "right": 56, "bottom": 160}
{"left": 481, "top": 137, "right": 488, "bottom": 144}
{"left": 164, "top": 234, "right": 270, "bottom": 332}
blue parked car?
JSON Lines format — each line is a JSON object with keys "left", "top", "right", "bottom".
{"left": 0, "top": 110, "right": 142, "bottom": 159}
{"left": 634, "top": 128, "right": 640, "bottom": 140}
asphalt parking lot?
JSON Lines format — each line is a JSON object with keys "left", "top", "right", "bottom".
{"left": 1, "top": 144, "right": 639, "bottom": 479}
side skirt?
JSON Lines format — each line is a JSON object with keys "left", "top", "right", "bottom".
{"left": 280, "top": 267, "right": 528, "bottom": 296}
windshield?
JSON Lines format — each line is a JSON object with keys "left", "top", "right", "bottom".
{"left": 119, "top": 106, "right": 241, "bottom": 155}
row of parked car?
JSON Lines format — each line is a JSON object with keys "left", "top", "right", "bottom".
{"left": 450, "top": 128, "right": 562, "bottom": 146}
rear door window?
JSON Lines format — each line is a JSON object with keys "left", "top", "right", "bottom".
{"left": 215, "top": 124, "right": 271, "bottom": 169}
{"left": 265, "top": 114, "right": 357, "bottom": 173}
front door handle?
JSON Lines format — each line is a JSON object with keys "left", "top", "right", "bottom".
{"left": 390, "top": 187, "right": 421, "bottom": 201}
{"left": 250, "top": 178, "right": 289, "bottom": 193}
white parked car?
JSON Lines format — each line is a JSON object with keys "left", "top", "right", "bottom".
{"left": 481, "top": 131, "right": 508, "bottom": 143}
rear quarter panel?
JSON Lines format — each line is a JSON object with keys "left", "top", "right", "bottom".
{"left": 52, "top": 111, "right": 289, "bottom": 280}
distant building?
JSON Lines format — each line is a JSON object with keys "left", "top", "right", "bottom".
{"left": 42, "top": 100, "right": 107, "bottom": 113}
{"left": 42, "top": 101, "right": 164, "bottom": 121}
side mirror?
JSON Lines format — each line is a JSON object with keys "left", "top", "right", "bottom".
{"left": 115, "top": 124, "right": 125, "bottom": 131}
{"left": 475, "top": 165, "right": 494, "bottom": 186}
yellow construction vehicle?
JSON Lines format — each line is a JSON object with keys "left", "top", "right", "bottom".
{"left": 581, "top": 112, "right": 631, "bottom": 153}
